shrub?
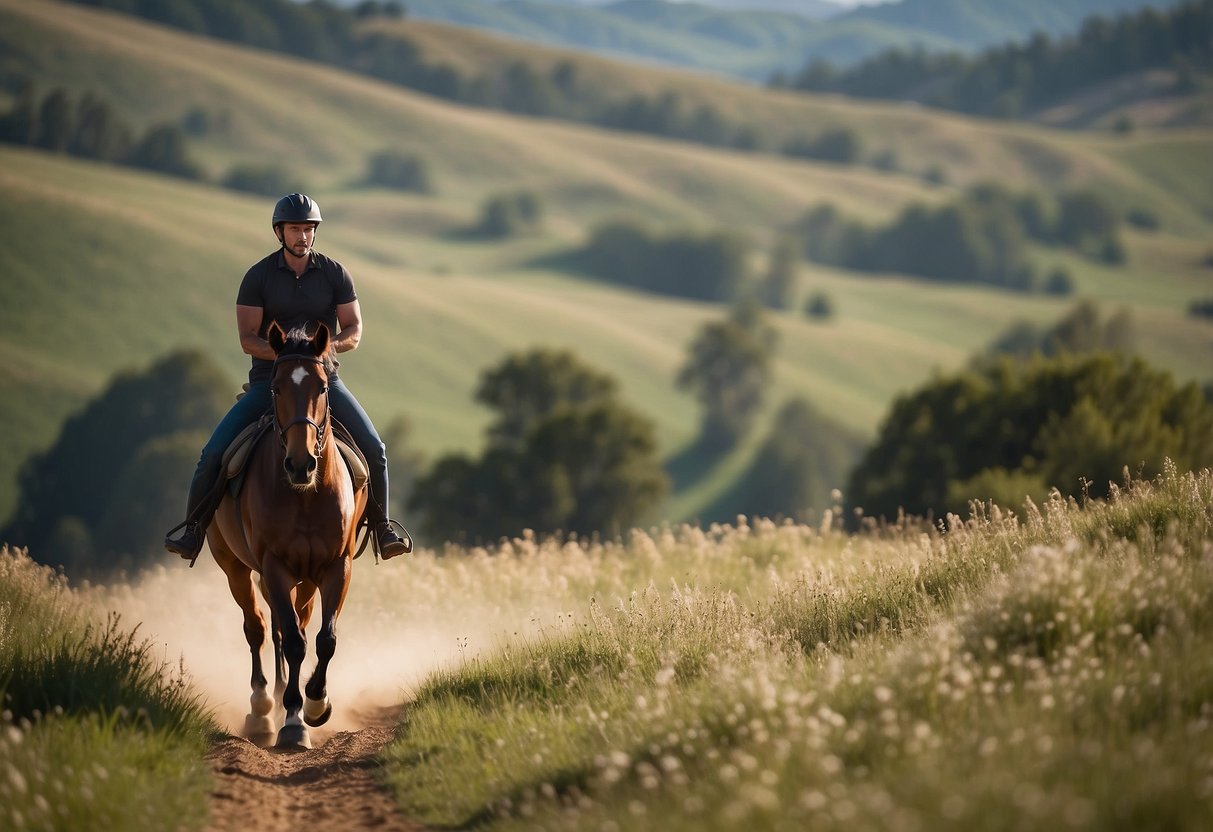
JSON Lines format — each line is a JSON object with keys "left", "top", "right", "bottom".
{"left": 221, "top": 162, "right": 304, "bottom": 196}
{"left": 365, "top": 148, "right": 434, "bottom": 193}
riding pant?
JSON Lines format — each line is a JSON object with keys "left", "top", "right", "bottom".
{"left": 183, "top": 376, "right": 391, "bottom": 522}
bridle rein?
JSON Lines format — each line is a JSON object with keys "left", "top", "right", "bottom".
{"left": 271, "top": 353, "right": 331, "bottom": 459}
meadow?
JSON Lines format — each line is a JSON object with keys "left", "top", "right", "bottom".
{"left": 2, "top": 463, "right": 1210, "bottom": 829}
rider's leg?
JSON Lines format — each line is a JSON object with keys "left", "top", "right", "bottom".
{"left": 328, "top": 377, "right": 412, "bottom": 559}
{"left": 165, "top": 383, "right": 272, "bottom": 563}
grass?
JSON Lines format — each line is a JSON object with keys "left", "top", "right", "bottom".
{"left": 0, "top": 547, "right": 216, "bottom": 832}
{"left": 378, "top": 463, "right": 1213, "bottom": 830}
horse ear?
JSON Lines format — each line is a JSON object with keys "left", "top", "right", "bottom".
{"left": 313, "top": 323, "right": 330, "bottom": 356}
{"left": 268, "top": 321, "right": 285, "bottom": 354}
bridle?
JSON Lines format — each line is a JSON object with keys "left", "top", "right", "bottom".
{"left": 271, "top": 353, "right": 331, "bottom": 459}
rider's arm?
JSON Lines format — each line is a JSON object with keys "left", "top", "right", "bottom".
{"left": 331, "top": 300, "right": 362, "bottom": 354}
{"left": 237, "top": 304, "right": 276, "bottom": 361}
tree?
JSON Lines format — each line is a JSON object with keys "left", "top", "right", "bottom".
{"left": 365, "top": 149, "right": 433, "bottom": 193}
{"left": 980, "top": 301, "right": 1136, "bottom": 363}
{"left": 222, "top": 163, "right": 305, "bottom": 197}
{"left": 578, "top": 222, "right": 750, "bottom": 302}
{"left": 126, "top": 124, "right": 204, "bottom": 180}
{"left": 475, "top": 191, "right": 544, "bottom": 238}
{"left": 758, "top": 236, "right": 800, "bottom": 310}
{"left": 4, "top": 351, "right": 232, "bottom": 577}
{"left": 846, "top": 353, "right": 1213, "bottom": 523}
{"left": 410, "top": 349, "right": 667, "bottom": 544}
{"left": 677, "top": 301, "right": 777, "bottom": 449}
{"left": 733, "top": 398, "right": 866, "bottom": 522}
{"left": 35, "top": 88, "right": 72, "bottom": 152}
{"left": 68, "top": 92, "right": 131, "bottom": 162}
{"left": 475, "top": 349, "right": 617, "bottom": 449}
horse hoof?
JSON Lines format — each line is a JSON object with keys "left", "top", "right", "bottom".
{"left": 250, "top": 688, "right": 274, "bottom": 718}
{"left": 303, "top": 697, "right": 332, "bottom": 727}
{"left": 243, "top": 714, "right": 276, "bottom": 747}
{"left": 276, "top": 723, "right": 311, "bottom": 751}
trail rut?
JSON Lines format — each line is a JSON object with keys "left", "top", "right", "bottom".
{"left": 203, "top": 706, "right": 419, "bottom": 832}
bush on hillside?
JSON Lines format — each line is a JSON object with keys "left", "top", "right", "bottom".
{"left": 365, "top": 148, "right": 434, "bottom": 193}
{"left": 804, "top": 291, "right": 835, "bottom": 320}
{"left": 792, "top": 183, "right": 1127, "bottom": 290}
{"left": 3, "top": 351, "right": 233, "bottom": 580}
{"left": 577, "top": 220, "right": 751, "bottom": 302}
{"left": 846, "top": 352, "right": 1213, "bottom": 523}
{"left": 474, "top": 190, "right": 544, "bottom": 238}
{"left": 781, "top": 127, "right": 863, "bottom": 165}
{"left": 125, "top": 124, "right": 205, "bottom": 181}
{"left": 222, "top": 162, "right": 305, "bottom": 197}
{"left": 978, "top": 301, "right": 1136, "bottom": 364}
{"left": 410, "top": 349, "right": 668, "bottom": 544}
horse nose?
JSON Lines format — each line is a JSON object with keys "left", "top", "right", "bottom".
{"left": 283, "top": 454, "right": 317, "bottom": 483}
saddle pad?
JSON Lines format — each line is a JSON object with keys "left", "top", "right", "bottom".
{"left": 224, "top": 415, "right": 273, "bottom": 479}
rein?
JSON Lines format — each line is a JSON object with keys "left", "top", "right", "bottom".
{"left": 271, "top": 353, "right": 331, "bottom": 458}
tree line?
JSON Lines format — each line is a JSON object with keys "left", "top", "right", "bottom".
{"left": 0, "top": 80, "right": 444, "bottom": 201}
{"left": 56, "top": 0, "right": 888, "bottom": 171}
{"left": 793, "top": 182, "right": 1130, "bottom": 292}
{"left": 0, "top": 83, "right": 204, "bottom": 179}
{"left": 776, "top": 0, "right": 1213, "bottom": 119}
{"left": 6, "top": 296, "right": 1211, "bottom": 577}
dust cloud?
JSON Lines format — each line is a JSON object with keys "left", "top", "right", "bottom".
{"left": 88, "top": 549, "right": 553, "bottom": 737}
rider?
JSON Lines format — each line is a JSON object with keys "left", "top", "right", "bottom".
{"left": 164, "top": 193, "right": 412, "bottom": 562}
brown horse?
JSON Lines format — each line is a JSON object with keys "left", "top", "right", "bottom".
{"left": 207, "top": 322, "right": 367, "bottom": 749}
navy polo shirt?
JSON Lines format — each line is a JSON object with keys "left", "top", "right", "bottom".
{"left": 236, "top": 248, "right": 357, "bottom": 383}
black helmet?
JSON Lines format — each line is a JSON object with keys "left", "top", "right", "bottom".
{"left": 272, "top": 193, "right": 323, "bottom": 227}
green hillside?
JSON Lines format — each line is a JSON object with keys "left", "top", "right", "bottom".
{"left": 1, "top": 0, "right": 1210, "bottom": 529}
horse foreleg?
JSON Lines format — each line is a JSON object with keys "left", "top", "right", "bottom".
{"left": 261, "top": 556, "right": 311, "bottom": 750}
{"left": 304, "top": 556, "right": 351, "bottom": 728}
{"left": 261, "top": 573, "right": 287, "bottom": 713}
{"left": 214, "top": 549, "right": 275, "bottom": 746}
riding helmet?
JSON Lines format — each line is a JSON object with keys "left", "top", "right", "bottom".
{"left": 272, "top": 193, "right": 323, "bottom": 227}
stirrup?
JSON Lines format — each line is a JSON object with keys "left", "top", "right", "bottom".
{"left": 164, "top": 520, "right": 204, "bottom": 568}
{"left": 373, "top": 519, "right": 412, "bottom": 561}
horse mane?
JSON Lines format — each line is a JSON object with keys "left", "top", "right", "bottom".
{"left": 279, "top": 325, "right": 338, "bottom": 376}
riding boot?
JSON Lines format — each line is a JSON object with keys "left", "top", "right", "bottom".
{"left": 366, "top": 499, "right": 412, "bottom": 560}
{"left": 373, "top": 517, "right": 413, "bottom": 560}
{"left": 164, "top": 468, "right": 227, "bottom": 567}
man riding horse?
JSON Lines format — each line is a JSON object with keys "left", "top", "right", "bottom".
{"left": 165, "top": 193, "right": 412, "bottom": 562}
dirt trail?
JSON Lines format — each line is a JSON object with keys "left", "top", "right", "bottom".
{"left": 204, "top": 705, "right": 420, "bottom": 832}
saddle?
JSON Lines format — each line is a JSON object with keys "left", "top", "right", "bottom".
{"left": 221, "top": 413, "right": 369, "bottom": 497}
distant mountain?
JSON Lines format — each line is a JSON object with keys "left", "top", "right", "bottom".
{"left": 486, "top": 0, "right": 848, "bottom": 15}
{"left": 834, "top": 0, "right": 1189, "bottom": 52}
{"left": 386, "top": 0, "right": 1186, "bottom": 79}
{"left": 397, "top": 0, "right": 828, "bottom": 78}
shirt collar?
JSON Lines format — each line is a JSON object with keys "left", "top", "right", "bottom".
{"left": 275, "top": 248, "right": 317, "bottom": 273}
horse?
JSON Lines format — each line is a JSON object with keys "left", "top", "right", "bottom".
{"left": 207, "top": 321, "right": 367, "bottom": 749}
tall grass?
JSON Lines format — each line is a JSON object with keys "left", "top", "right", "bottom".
{"left": 379, "top": 463, "right": 1213, "bottom": 830}
{"left": 0, "top": 548, "right": 216, "bottom": 832}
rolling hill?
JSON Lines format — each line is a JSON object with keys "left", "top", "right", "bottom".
{"left": 389, "top": 0, "right": 1188, "bottom": 79}
{"left": 0, "top": 0, "right": 1210, "bottom": 529}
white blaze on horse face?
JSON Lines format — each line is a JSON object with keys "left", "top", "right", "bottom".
{"left": 290, "top": 366, "right": 308, "bottom": 386}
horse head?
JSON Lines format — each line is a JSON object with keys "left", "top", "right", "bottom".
{"left": 268, "top": 322, "right": 334, "bottom": 489}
